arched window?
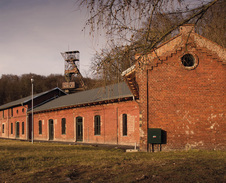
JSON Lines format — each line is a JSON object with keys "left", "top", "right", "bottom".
{"left": 39, "top": 120, "right": 42, "bottom": 134}
{"left": 11, "top": 108, "right": 13, "bottom": 117}
{"left": 2, "top": 124, "right": 4, "bottom": 133}
{"left": 94, "top": 115, "right": 101, "bottom": 135}
{"left": 76, "top": 116, "right": 83, "bottom": 141}
{"left": 61, "top": 118, "right": 66, "bottom": 135}
{"left": 22, "top": 122, "right": 24, "bottom": 135}
{"left": 122, "top": 114, "right": 127, "bottom": 136}
{"left": 11, "top": 123, "right": 13, "bottom": 134}
{"left": 49, "top": 119, "right": 54, "bottom": 140}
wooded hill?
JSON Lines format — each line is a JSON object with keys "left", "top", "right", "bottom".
{"left": 0, "top": 74, "right": 98, "bottom": 106}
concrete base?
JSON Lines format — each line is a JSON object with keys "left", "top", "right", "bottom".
{"left": 126, "top": 149, "right": 139, "bottom": 152}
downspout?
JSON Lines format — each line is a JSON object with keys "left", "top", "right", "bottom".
{"left": 26, "top": 110, "right": 28, "bottom": 140}
{"left": 147, "top": 69, "right": 149, "bottom": 152}
{"left": 116, "top": 107, "right": 118, "bottom": 145}
{"left": 7, "top": 109, "right": 9, "bottom": 138}
{"left": 103, "top": 105, "right": 105, "bottom": 143}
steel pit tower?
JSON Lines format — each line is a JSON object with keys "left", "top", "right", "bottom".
{"left": 61, "top": 51, "right": 86, "bottom": 93}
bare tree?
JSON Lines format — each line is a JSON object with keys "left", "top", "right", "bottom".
{"left": 78, "top": 0, "right": 221, "bottom": 84}
{"left": 91, "top": 45, "right": 135, "bottom": 85}
{"left": 79, "top": 0, "right": 218, "bottom": 48}
{"left": 196, "top": 0, "right": 225, "bottom": 47}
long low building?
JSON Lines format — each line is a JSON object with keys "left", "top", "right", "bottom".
{"left": 0, "top": 25, "right": 225, "bottom": 151}
{"left": 0, "top": 88, "right": 66, "bottom": 141}
{"left": 30, "top": 82, "right": 140, "bottom": 146}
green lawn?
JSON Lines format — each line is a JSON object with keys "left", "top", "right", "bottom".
{"left": 0, "top": 139, "right": 225, "bottom": 183}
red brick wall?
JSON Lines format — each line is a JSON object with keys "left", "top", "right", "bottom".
{"left": 135, "top": 66, "right": 149, "bottom": 151}
{"left": 33, "top": 101, "right": 140, "bottom": 146}
{"left": 0, "top": 110, "right": 8, "bottom": 138}
{"left": 137, "top": 46, "right": 225, "bottom": 151}
{"left": 0, "top": 106, "right": 28, "bottom": 140}
{"left": 0, "top": 89, "right": 65, "bottom": 141}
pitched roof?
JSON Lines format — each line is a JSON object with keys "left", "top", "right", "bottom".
{"left": 122, "top": 24, "right": 226, "bottom": 77}
{"left": 32, "top": 82, "right": 133, "bottom": 113}
{"left": 0, "top": 87, "right": 66, "bottom": 110}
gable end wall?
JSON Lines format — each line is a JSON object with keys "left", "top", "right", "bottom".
{"left": 137, "top": 45, "right": 225, "bottom": 151}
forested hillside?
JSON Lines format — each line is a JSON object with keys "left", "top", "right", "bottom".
{"left": 0, "top": 74, "right": 97, "bottom": 106}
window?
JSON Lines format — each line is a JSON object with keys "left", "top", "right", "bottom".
{"left": 22, "top": 108, "right": 24, "bottom": 113}
{"left": 181, "top": 53, "right": 198, "bottom": 70}
{"left": 2, "top": 124, "right": 4, "bottom": 133}
{"left": 122, "top": 114, "right": 127, "bottom": 136}
{"left": 22, "top": 122, "right": 24, "bottom": 135}
{"left": 76, "top": 116, "right": 83, "bottom": 141}
{"left": 181, "top": 54, "right": 195, "bottom": 67}
{"left": 39, "top": 120, "right": 42, "bottom": 134}
{"left": 16, "top": 122, "right": 19, "bottom": 138}
{"left": 11, "top": 108, "right": 13, "bottom": 117}
{"left": 61, "top": 118, "right": 66, "bottom": 135}
{"left": 16, "top": 110, "right": 18, "bottom": 114}
{"left": 94, "top": 115, "right": 101, "bottom": 135}
{"left": 11, "top": 123, "right": 13, "bottom": 134}
{"left": 2, "top": 110, "right": 4, "bottom": 118}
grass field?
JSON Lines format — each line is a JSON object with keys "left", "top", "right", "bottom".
{"left": 0, "top": 139, "right": 225, "bottom": 183}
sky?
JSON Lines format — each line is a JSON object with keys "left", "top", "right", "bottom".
{"left": 0, "top": 0, "right": 104, "bottom": 77}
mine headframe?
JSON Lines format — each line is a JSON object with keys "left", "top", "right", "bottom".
{"left": 61, "top": 51, "right": 87, "bottom": 93}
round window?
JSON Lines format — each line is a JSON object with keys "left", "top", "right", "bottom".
{"left": 181, "top": 54, "right": 195, "bottom": 67}
{"left": 180, "top": 53, "right": 198, "bottom": 70}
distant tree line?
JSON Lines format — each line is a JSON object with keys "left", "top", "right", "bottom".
{"left": 0, "top": 73, "right": 98, "bottom": 106}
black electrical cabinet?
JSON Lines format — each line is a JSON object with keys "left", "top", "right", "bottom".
{"left": 148, "top": 128, "right": 167, "bottom": 144}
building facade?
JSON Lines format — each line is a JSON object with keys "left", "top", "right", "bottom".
{"left": 0, "top": 88, "right": 66, "bottom": 140}
{"left": 31, "top": 82, "right": 140, "bottom": 146}
{"left": 33, "top": 101, "right": 139, "bottom": 145}
{"left": 123, "top": 24, "right": 225, "bottom": 151}
{"left": 0, "top": 25, "right": 225, "bottom": 151}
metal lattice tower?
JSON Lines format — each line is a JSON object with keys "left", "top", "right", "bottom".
{"left": 61, "top": 51, "right": 87, "bottom": 93}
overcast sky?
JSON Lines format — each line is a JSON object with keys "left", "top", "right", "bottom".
{"left": 0, "top": 0, "right": 104, "bottom": 77}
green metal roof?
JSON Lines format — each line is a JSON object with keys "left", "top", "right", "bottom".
{"left": 33, "top": 82, "right": 133, "bottom": 113}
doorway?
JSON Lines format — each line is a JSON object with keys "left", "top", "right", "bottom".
{"left": 49, "top": 119, "right": 54, "bottom": 140}
{"left": 76, "top": 117, "right": 83, "bottom": 141}
{"left": 16, "top": 122, "right": 19, "bottom": 138}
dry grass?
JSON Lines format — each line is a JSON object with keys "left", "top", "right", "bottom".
{"left": 0, "top": 139, "right": 225, "bottom": 183}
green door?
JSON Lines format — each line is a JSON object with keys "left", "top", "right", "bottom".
{"left": 16, "top": 122, "right": 19, "bottom": 138}
{"left": 49, "top": 119, "right": 54, "bottom": 140}
{"left": 76, "top": 117, "right": 83, "bottom": 141}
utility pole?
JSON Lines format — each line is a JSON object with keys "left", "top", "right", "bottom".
{"left": 31, "top": 78, "right": 34, "bottom": 144}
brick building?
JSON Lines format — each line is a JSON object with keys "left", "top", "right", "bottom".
{"left": 123, "top": 24, "right": 225, "bottom": 151}
{"left": 0, "top": 88, "right": 66, "bottom": 140}
{"left": 30, "top": 82, "right": 140, "bottom": 146}
{"left": 0, "top": 25, "right": 225, "bottom": 151}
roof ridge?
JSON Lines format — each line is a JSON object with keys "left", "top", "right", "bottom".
{"left": 0, "top": 87, "right": 66, "bottom": 110}
{"left": 32, "top": 82, "right": 133, "bottom": 113}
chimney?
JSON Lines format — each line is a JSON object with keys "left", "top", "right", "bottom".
{"left": 180, "top": 24, "right": 195, "bottom": 34}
